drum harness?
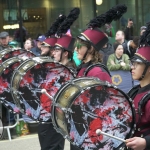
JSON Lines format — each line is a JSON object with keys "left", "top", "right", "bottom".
{"left": 83, "top": 62, "right": 111, "bottom": 77}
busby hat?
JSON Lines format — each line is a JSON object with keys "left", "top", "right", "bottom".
{"left": 77, "top": 4, "right": 127, "bottom": 50}
{"left": 55, "top": 7, "right": 80, "bottom": 52}
{"left": 41, "top": 37, "right": 57, "bottom": 47}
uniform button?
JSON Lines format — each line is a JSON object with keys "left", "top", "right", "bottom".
{"left": 138, "top": 128, "right": 141, "bottom": 131}
{"left": 141, "top": 134, "right": 143, "bottom": 137}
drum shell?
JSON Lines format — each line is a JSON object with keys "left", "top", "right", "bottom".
{"left": 52, "top": 77, "right": 136, "bottom": 150}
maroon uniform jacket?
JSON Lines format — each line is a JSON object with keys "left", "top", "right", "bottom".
{"left": 77, "top": 61, "right": 112, "bottom": 83}
{"left": 129, "top": 84, "right": 150, "bottom": 149}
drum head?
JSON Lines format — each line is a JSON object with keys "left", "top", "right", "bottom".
{"left": 0, "top": 57, "right": 23, "bottom": 113}
{"left": 0, "top": 48, "right": 35, "bottom": 64}
{"left": 54, "top": 81, "right": 135, "bottom": 150}
{"left": 11, "top": 57, "right": 75, "bottom": 121}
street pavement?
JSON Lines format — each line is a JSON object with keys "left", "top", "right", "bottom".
{"left": 0, "top": 134, "right": 70, "bottom": 150}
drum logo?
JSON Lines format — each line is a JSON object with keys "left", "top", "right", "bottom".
{"left": 64, "top": 92, "right": 70, "bottom": 99}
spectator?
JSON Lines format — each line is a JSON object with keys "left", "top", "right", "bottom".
{"left": 24, "top": 38, "right": 35, "bottom": 51}
{"left": 124, "top": 18, "right": 134, "bottom": 40}
{"left": 107, "top": 42, "right": 130, "bottom": 71}
{"left": 99, "top": 33, "right": 114, "bottom": 65}
{"left": 126, "top": 36, "right": 139, "bottom": 58}
{"left": 115, "top": 30, "right": 128, "bottom": 54}
{"left": 9, "top": 35, "right": 14, "bottom": 42}
{"left": 8, "top": 40, "right": 20, "bottom": 48}
{"left": 0, "top": 31, "right": 10, "bottom": 51}
{"left": 31, "top": 35, "right": 46, "bottom": 56}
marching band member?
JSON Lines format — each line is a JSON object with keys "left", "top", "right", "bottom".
{"left": 38, "top": 7, "right": 80, "bottom": 150}
{"left": 76, "top": 4, "right": 127, "bottom": 82}
{"left": 37, "top": 14, "right": 66, "bottom": 150}
{"left": 126, "top": 22, "right": 150, "bottom": 150}
{"left": 71, "top": 4, "right": 127, "bottom": 150}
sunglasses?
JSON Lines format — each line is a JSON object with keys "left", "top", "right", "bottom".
{"left": 75, "top": 42, "right": 86, "bottom": 49}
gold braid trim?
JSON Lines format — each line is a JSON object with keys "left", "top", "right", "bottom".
{"left": 81, "top": 33, "right": 91, "bottom": 41}
{"left": 42, "top": 42, "right": 51, "bottom": 47}
{"left": 135, "top": 53, "right": 146, "bottom": 60}
{"left": 55, "top": 43, "right": 63, "bottom": 48}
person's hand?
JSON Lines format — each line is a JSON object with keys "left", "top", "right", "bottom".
{"left": 127, "top": 19, "right": 133, "bottom": 28}
{"left": 120, "top": 62, "right": 125, "bottom": 66}
{"left": 126, "top": 137, "right": 146, "bottom": 150}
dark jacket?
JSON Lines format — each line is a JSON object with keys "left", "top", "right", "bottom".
{"left": 124, "top": 26, "right": 133, "bottom": 41}
{"left": 99, "top": 43, "right": 114, "bottom": 65}
{"left": 0, "top": 45, "right": 10, "bottom": 51}
{"left": 31, "top": 47, "right": 41, "bottom": 56}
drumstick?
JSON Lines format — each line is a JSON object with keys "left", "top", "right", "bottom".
{"left": 41, "top": 89, "right": 54, "bottom": 101}
{"left": 96, "top": 129, "right": 126, "bottom": 142}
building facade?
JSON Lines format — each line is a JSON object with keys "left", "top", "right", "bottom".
{"left": 0, "top": 0, "right": 150, "bottom": 39}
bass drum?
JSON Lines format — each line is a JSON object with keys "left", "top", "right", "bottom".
{"left": 0, "top": 48, "right": 35, "bottom": 64}
{"left": 52, "top": 77, "right": 135, "bottom": 150}
{"left": 0, "top": 57, "right": 23, "bottom": 113}
{"left": 11, "top": 57, "right": 75, "bottom": 122}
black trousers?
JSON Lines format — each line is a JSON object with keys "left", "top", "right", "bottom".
{"left": 38, "top": 123, "right": 65, "bottom": 150}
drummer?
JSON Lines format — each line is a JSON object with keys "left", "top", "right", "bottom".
{"left": 53, "top": 34, "right": 77, "bottom": 72}
{"left": 38, "top": 8, "right": 79, "bottom": 150}
{"left": 71, "top": 4, "right": 128, "bottom": 150}
{"left": 40, "top": 37, "right": 57, "bottom": 57}
{"left": 125, "top": 23, "right": 150, "bottom": 150}
{"left": 37, "top": 15, "right": 66, "bottom": 150}
{"left": 38, "top": 36, "right": 67, "bottom": 150}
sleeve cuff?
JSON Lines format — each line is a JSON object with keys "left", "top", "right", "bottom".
{"left": 144, "top": 136, "right": 150, "bottom": 149}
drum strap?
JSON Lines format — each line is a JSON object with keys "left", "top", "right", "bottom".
{"left": 83, "top": 63, "right": 111, "bottom": 77}
{"left": 138, "top": 91, "right": 150, "bottom": 121}
{"left": 127, "top": 84, "right": 140, "bottom": 99}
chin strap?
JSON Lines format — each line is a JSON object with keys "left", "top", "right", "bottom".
{"left": 139, "top": 63, "right": 149, "bottom": 81}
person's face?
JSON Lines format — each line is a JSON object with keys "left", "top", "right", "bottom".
{"left": 130, "top": 41, "right": 138, "bottom": 49}
{"left": 53, "top": 47, "right": 62, "bottom": 61}
{"left": 76, "top": 42, "right": 88, "bottom": 60}
{"left": 37, "top": 41, "right": 42, "bottom": 49}
{"left": 41, "top": 46, "right": 50, "bottom": 56}
{"left": 0, "top": 36, "right": 9, "bottom": 46}
{"left": 115, "top": 45, "right": 124, "bottom": 56}
{"left": 9, "top": 37, "right": 14, "bottom": 42}
{"left": 115, "top": 31, "right": 124, "bottom": 41}
{"left": 130, "top": 61, "right": 145, "bottom": 80}
{"left": 24, "top": 40, "right": 32, "bottom": 50}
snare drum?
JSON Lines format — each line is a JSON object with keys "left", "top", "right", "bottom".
{"left": 11, "top": 57, "right": 75, "bottom": 121}
{"left": 52, "top": 77, "right": 135, "bottom": 150}
{"left": 0, "top": 48, "right": 35, "bottom": 64}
